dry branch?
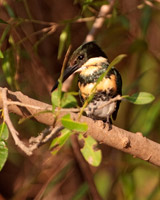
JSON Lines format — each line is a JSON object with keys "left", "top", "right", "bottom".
{"left": 85, "top": 0, "right": 116, "bottom": 42}
{"left": 1, "top": 88, "right": 64, "bottom": 155}
{"left": 0, "top": 87, "right": 160, "bottom": 167}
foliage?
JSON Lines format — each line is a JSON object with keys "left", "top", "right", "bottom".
{"left": 124, "top": 92, "right": 155, "bottom": 105}
{"left": 0, "top": 122, "right": 9, "bottom": 171}
{"left": 78, "top": 134, "right": 102, "bottom": 167}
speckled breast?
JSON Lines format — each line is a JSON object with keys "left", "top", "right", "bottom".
{"left": 78, "top": 61, "right": 118, "bottom": 119}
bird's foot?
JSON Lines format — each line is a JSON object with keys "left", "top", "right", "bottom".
{"left": 103, "top": 118, "right": 112, "bottom": 131}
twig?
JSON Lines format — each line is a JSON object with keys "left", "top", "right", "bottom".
{"left": 7, "top": 101, "right": 48, "bottom": 110}
{"left": 2, "top": 88, "right": 64, "bottom": 155}
{"left": 2, "top": 88, "right": 32, "bottom": 155}
{"left": 96, "top": 95, "right": 122, "bottom": 110}
{"left": 144, "top": 0, "right": 160, "bottom": 10}
{"left": 29, "top": 126, "right": 64, "bottom": 151}
{"left": 6, "top": 99, "right": 78, "bottom": 112}
{"left": 85, "top": 0, "right": 116, "bottom": 42}
{"left": 16, "top": 24, "right": 58, "bottom": 46}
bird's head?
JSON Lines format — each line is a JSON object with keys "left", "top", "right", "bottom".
{"left": 51, "top": 41, "right": 107, "bottom": 91}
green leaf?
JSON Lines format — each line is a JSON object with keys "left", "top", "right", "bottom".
{"left": 109, "top": 54, "right": 127, "bottom": 68}
{"left": 0, "top": 50, "right": 4, "bottom": 58}
{"left": 2, "top": 50, "right": 16, "bottom": 89}
{"left": 141, "top": 101, "right": 160, "bottom": 135}
{"left": 3, "top": 2, "right": 15, "bottom": 18}
{"left": 51, "top": 90, "right": 59, "bottom": 111}
{"left": 0, "top": 25, "right": 11, "bottom": 48}
{"left": 58, "top": 24, "right": 70, "bottom": 59}
{"left": 78, "top": 134, "right": 102, "bottom": 167}
{"left": 125, "top": 92, "right": 155, "bottom": 105}
{"left": 95, "top": 54, "right": 126, "bottom": 90}
{"left": 0, "top": 19, "right": 8, "bottom": 24}
{"left": 0, "top": 122, "right": 9, "bottom": 140}
{"left": 61, "top": 114, "right": 88, "bottom": 132}
{"left": 0, "top": 141, "right": 8, "bottom": 171}
{"left": 71, "top": 182, "right": 89, "bottom": 200}
{"left": 57, "top": 79, "right": 63, "bottom": 107}
{"left": 51, "top": 90, "right": 78, "bottom": 111}
{"left": 61, "top": 93, "right": 77, "bottom": 108}
{"left": 50, "top": 128, "right": 72, "bottom": 155}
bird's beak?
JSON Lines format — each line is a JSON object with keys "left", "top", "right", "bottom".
{"left": 51, "top": 64, "right": 79, "bottom": 92}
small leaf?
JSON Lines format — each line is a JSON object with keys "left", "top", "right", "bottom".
{"left": 61, "top": 114, "right": 88, "bottom": 132}
{"left": 2, "top": 49, "right": 16, "bottom": 89}
{"left": 4, "top": 2, "right": 15, "bottom": 18}
{"left": 51, "top": 90, "right": 59, "bottom": 111}
{"left": 61, "top": 93, "right": 77, "bottom": 108}
{"left": 57, "top": 79, "right": 63, "bottom": 106}
{"left": 0, "top": 19, "right": 8, "bottom": 24}
{"left": 125, "top": 92, "right": 155, "bottom": 105}
{"left": 0, "top": 122, "right": 9, "bottom": 140}
{"left": 0, "top": 141, "right": 8, "bottom": 171}
{"left": 0, "top": 25, "right": 11, "bottom": 47}
{"left": 58, "top": 24, "right": 70, "bottom": 59}
{"left": 51, "top": 91, "right": 78, "bottom": 111}
{"left": 95, "top": 54, "right": 126, "bottom": 90}
{"left": 71, "top": 182, "right": 89, "bottom": 200}
{"left": 0, "top": 50, "right": 4, "bottom": 58}
{"left": 50, "top": 128, "right": 72, "bottom": 155}
{"left": 109, "top": 54, "right": 127, "bottom": 67}
{"left": 78, "top": 134, "right": 102, "bottom": 167}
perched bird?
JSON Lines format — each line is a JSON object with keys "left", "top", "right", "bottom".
{"left": 51, "top": 41, "right": 122, "bottom": 130}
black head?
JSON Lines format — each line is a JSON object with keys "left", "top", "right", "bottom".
{"left": 68, "top": 41, "right": 107, "bottom": 68}
{"left": 51, "top": 41, "right": 107, "bottom": 91}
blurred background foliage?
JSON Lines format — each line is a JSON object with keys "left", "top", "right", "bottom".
{"left": 0, "top": 0, "right": 160, "bottom": 199}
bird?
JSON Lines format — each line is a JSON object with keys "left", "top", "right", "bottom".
{"left": 51, "top": 41, "right": 122, "bottom": 130}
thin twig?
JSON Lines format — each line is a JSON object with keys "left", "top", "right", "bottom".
{"left": 2, "top": 88, "right": 64, "bottom": 155}
{"left": 2, "top": 88, "right": 32, "bottom": 155}
{"left": 7, "top": 101, "right": 48, "bottom": 110}
{"left": 29, "top": 126, "right": 64, "bottom": 151}
{"left": 85, "top": 0, "right": 116, "bottom": 42}
{"left": 96, "top": 95, "right": 122, "bottom": 110}
{"left": 6, "top": 100, "right": 79, "bottom": 112}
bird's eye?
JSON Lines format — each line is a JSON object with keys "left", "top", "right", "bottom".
{"left": 78, "top": 54, "right": 84, "bottom": 60}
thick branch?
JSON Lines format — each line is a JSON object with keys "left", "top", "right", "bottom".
{"left": 0, "top": 87, "right": 160, "bottom": 167}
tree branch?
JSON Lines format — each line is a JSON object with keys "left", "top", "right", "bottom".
{"left": 85, "top": 0, "right": 116, "bottom": 42}
{"left": 1, "top": 88, "right": 63, "bottom": 155}
{"left": 0, "top": 87, "right": 160, "bottom": 167}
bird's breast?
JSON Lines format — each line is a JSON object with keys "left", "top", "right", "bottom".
{"left": 78, "top": 74, "right": 117, "bottom": 100}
